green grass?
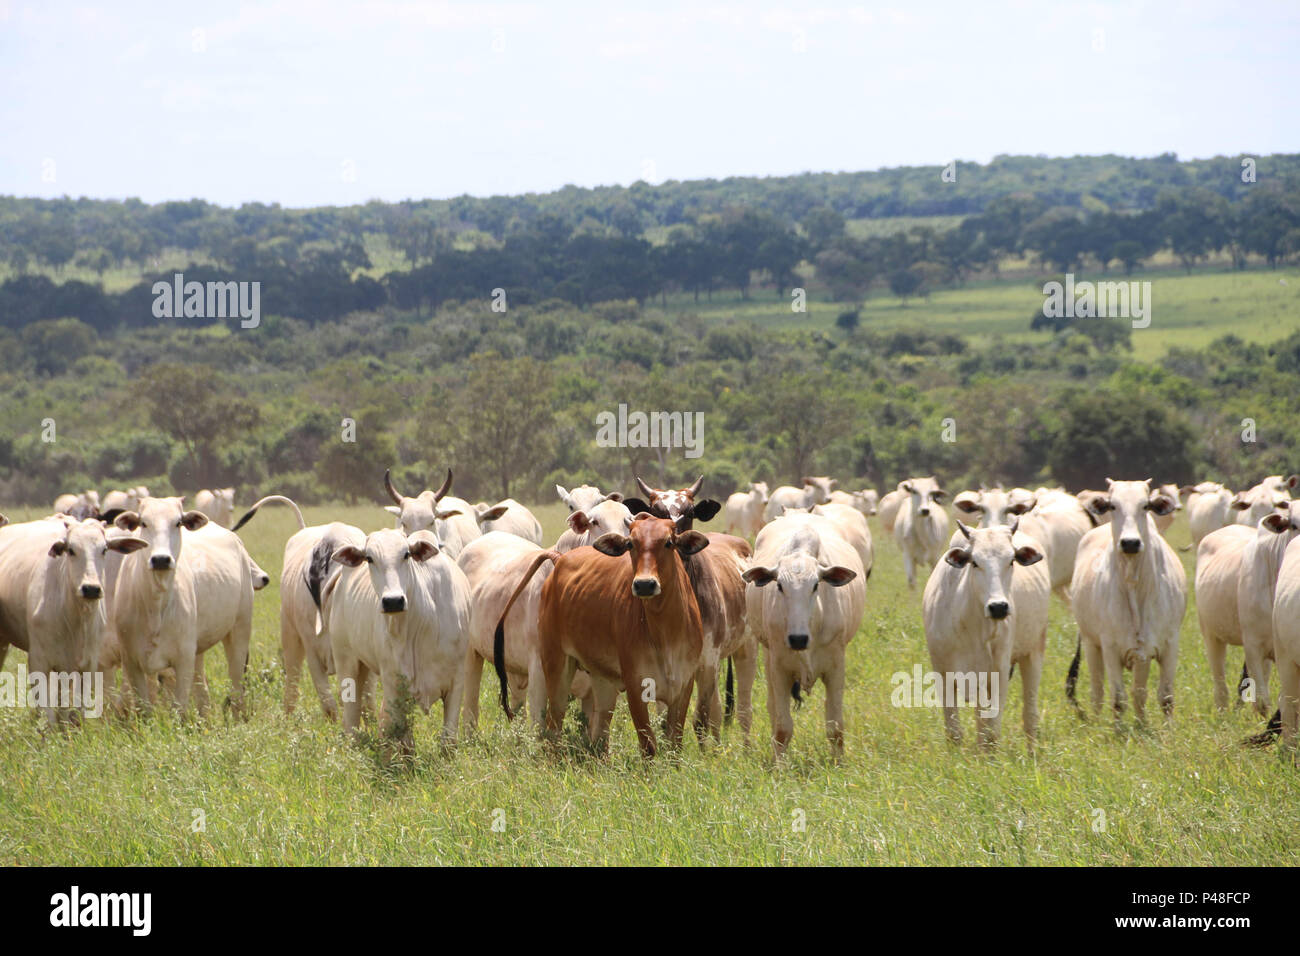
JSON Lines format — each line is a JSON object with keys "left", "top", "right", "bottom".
{"left": 1, "top": 501, "right": 1297, "bottom": 865}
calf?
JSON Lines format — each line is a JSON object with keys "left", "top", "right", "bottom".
{"left": 494, "top": 514, "right": 708, "bottom": 757}
{"left": 923, "top": 521, "right": 1049, "bottom": 749}
{"left": 1067, "top": 480, "right": 1187, "bottom": 724}
{"left": 744, "top": 513, "right": 865, "bottom": 759}
{"left": 723, "top": 482, "right": 769, "bottom": 539}
{"left": 893, "top": 477, "right": 950, "bottom": 588}
{"left": 324, "top": 528, "right": 472, "bottom": 752}
{"left": 0, "top": 517, "right": 146, "bottom": 724}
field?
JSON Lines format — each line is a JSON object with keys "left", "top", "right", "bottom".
{"left": 2, "top": 500, "right": 1298, "bottom": 866}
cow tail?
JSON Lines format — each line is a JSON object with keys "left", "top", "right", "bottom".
{"left": 723, "top": 658, "right": 735, "bottom": 722}
{"left": 1243, "top": 708, "right": 1283, "bottom": 748}
{"left": 493, "top": 550, "right": 560, "bottom": 721}
{"left": 232, "top": 495, "right": 307, "bottom": 532}
{"left": 1065, "top": 634, "right": 1082, "bottom": 706}
{"left": 1237, "top": 663, "right": 1251, "bottom": 703}
{"left": 791, "top": 680, "right": 802, "bottom": 709}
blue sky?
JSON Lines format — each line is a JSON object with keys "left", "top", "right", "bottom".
{"left": 1, "top": 0, "right": 1297, "bottom": 208}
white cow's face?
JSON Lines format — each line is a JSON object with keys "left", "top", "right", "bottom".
{"left": 557, "top": 484, "right": 618, "bottom": 514}
{"left": 750, "top": 482, "right": 769, "bottom": 501}
{"left": 801, "top": 476, "right": 836, "bottom": 504}
{"left": 943, "top": 523, "right": 1043, "bottom": 620}
{"left": 743, "top": 532, "right": 857, "bottom": 651}
{"left": 49, "top": 518, "right": 147, "bottom": 601}
{"left": 387, "top": 492, "right": 461, "bottom": 537}
{"left": 953, "top": 488, "right": 1036, "bottom": 529}
{"left": 568, "top": 499, "right": 633, "bottom": 538}
{"left": 901, "top": 477, "right": 947, "bottom": 518}
{"left": 1082, "top": 480, "right": 1175, "bottom": 555}
{"left": 115, "top": 497, "right": 207, "bottom": 572}
{"left": 333, "top": 528, "right": 439, "bottom": 614}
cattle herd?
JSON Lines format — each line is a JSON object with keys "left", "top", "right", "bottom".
{"left": 2, "top": 470, "right": 1300, "bottom": 762}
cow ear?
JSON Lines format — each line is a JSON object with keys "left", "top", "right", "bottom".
{"left": 1178, "top": 485, "right": 1196, "bottom": 497}
{"left": 1147, "top": 495, "right": 1176, "bottom": 517}
{"left": 555, "top": 485, "right": 570, "bottom": 504}
{"left": 108, "top": 536, "right": 149, "bottom": 554}
{"left": 384, "top": 505, "right": 402, "bottom": 517}
{"left": 332, "top": 546, "right": 367, "bottom": 568}
{"left": 944, "top": 547, "right": 972, "bottom": 569}
{"left": 603, "top": 492, "right": 623, "bottom": 503}
{"left": 692, "top": 499, "right": 722, "bottom": 522}
{"left": 818, "top": 564, "right": 857, "bottom": 586}
{"left": 114, "top": 511, "right": 142, "bottom": 532}
{"left": 1229, "top": 494, "right": 1250, "bottom": 511}
{"left": 931, "top": 489, "right": 947, "bottom": 503}
{"left": 623, "top": 497, "right": 652, "bottom": 516}
{"left": 674, "top": 531, "right": 710, "bottom": 555}
{"left": 1262, "top": 513, "right": 1292, "bottom": 534}
{"left": 1013, "top": 544, "right": 1044, "bottom": 567}
{"left": 480, "top": 505, "right": 509, "bottom": 522}
{"left": 902, "top": 482, "right": 915, "bottom": 494}
{"left": 592, "top": 533, "right": 631, "bottom": 557}
{"left": 0, "top": 514, "right": 7, "bottom": 529}
{"left": 1288, "top": 475, "right": 1300, "bottom": 489}
{"left": 742, "top": 566, "right": 778, "bottom": 587}
{"left": 567, "top": 510, "right": 592, "bottom": 533}
{"left": 953, "top": 493, "right": 982, "bottom": 515}
{"left": 48, "top": 539, "right": 69, "bottom": 557}
{"left": 1008, "top": 496, "right": 1036, "bottom": 515}
{"left": 408, "top": 538, "right": 440, "bottom": 562}
{"left": 181, "top": 510, "right": 209, "bottom": 531}
{"left": 434, "top": 508, "right": 462, "bottom": 520}
{"left": 1081, "top": 494, "right": 1111, "bottom": 517}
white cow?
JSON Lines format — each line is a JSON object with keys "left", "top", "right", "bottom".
{"left": 1194, "top": 524, "right": 1255, "bottom": 710}
{"left": 743, "top": 513, "right": 865, "bottom": 759}
{"left": 723, "top": 482, "right": 769, "bottom": 539}
{"left": 1235, "top": 511, "right": 1300, "bottom": 715}
{"left": 553, "top": 497, "right": 633, "bottom": 552}
{"left": 1068, "top": 481, "right": 1187, "bottom": 723}
{"left": 52, "top": 490, "right": 100, "bottom": 519}
{"left": 182, "top": 523, "right": 259, "bottom": 716}
{"left": 1268, "top": 536, "right": 1300, "bottom": 749}
{"left": 809, "top": 502, "right": 874, "bottom": 574}
{"left": 1231, "top": 475, "right": 1297, "bottom": 527}
{"left": 1184, "top": 481, "right": 1235, "bottom": 550}
{"left": 556, "top": 483, "right": 620, "bottom": 515}
{"left": 828, "top": 488, "right": 879, "bottom": 516}
{"left": 382, "top": 470, "right": 480, "bottom": 558}
{"left": 877, "top": 489, "right": 905, "bottom": 535}
{"left": 323, "top": 528, "right": 472, "bottom": 753}
{"left": 1152, "top": 483, "right": 1183, "bottom": 534}
{"left": 193, "top": 488, "right": 236, "bottom": 528}
{"left": 893, "top": 477, "right": 950, "bottom": 588}
{"left": 763, "top": 477, "right": 835, "bottom": 522}
{"left": 0, "top": 517, "right": 146, "bottom": 724}
{"left": 922, "top": 521, "right": 1050, "bottom": 749}
{"left": 473, "top": 498, "right": 543, "bottom": 544}
{"left": 101, "top": 488, "right": 146, "bottom": 515}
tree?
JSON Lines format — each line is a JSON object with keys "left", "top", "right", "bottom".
{"left": 453, "top": 353, "right": 557, "bottom": 499}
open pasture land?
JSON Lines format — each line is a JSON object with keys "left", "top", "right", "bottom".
{"left": 1, "top": 501, "right": 1297, "bottom": 866}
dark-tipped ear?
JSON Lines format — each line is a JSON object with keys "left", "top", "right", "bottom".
{"left": 107, "top": 536, "right": 149, "bottom": 554}
{"left": 592, "top": 533, "right": 631, "bottom": 557}
{"left": 568, "top": 511, "right": 592, "bottom": 533}
{"left": 1008, "top": 497, "right": 1036, "bottom": 515}
{"left": 408, "top": 538, "right": 440, "bottom": 562}
{"left": 478, "top": 505, "right": 509, "bottom": 522}
{"left": 673, "top": 531, "right": 710, "bottom": 555}
{"left": 332, "top": 545, "right": 366, "bottom": 568}
{"left": 1288, "top": 475, "right": 1300, "bottom": 489}
{"left": 48, "top": 539, "right": 69, "bottom": 557}
{"left": 692, "top": 499, "right": 721, "bottom": 522}
{"left": 931, "top": 489, "right": 947, "bottom": 503}
{"left": 954, "top": 493, "right": 982, "bottom": 515}
{"left": 1081, "top": 493, "right": 1111, "bottom": 517}
{"left": 1013, "top": 545, "right": 1044, "bottom": 567}
{"left": 818, "top": 565, "right": 856, "bottom": 586}
{"left": 742, "top": 566, "right": 778, "bottom": 587}
{"left": 603, "top": 492, "right": 623, "bottom": 503}
{"left": 181, "top": 510, "right": 209, "bottom": 531}
{"left": 434, "top": 508, "right": 463, "bottom": 520}
{"left": 1230, "top": 494, "right": 1250, "bottom": 511}
{"left": 622, "top": 497, "right": 652, "bottom": 516}
{"left": 1178, "top": 485, "right": 1196, "bottom": 497}
{"left": 114, "top": 511, "right": 142, "bottom": 532}
{"left": 944, "top": 547, "right": 972, "bottom": 569}
{"left": 1148, "top": 495, "right": 1176, "bottom": 517}
{"left": 1262, "top": 513, "right": 1293, "bottom": 534}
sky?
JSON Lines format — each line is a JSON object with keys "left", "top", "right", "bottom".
{"left": 1, "top": 0, "right": 1297, "bottom": 208}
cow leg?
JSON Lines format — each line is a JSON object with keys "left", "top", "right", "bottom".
{"left": 664, "top": 678, "right": 692, "bottom": 751}
{"left": 586, "top": 676, "right": 620, "bottom": 755}
{"left": 1277, "top": 655, "right": 1300, "bottom": 752}
{"left": 440, "top": 669, "right": 464, "bottom": 752}
{"left": 542, "top": 654, "right": 577, "bottom": 744}
{"left": 824, "top": 661, "right": 846, "bottom": 761}
{"left": 692, "top": 660, "right": 720, "bottom": 744}
{"left": 337, "top": 654, "right": 362, "bottom": 736}
{"left": 460, "top": 644, "right": 484, "bottom": 734}
{"left": 976, "top": 664, "right": 1009, "bottom": 751}
{"left": 733, "top": 642, "right": 758, "bottom": 742}
{"left": 1100, "top": 643, "right": 1126, "bottom": 725}
{"left": 902, "top": 553, "right": 916, "bottom": 590}
{"left": 1081, "top": 638, "right": 1104, "bottom": 716}
{"left": 508, "top": 673, "right": 528, "bottom": 718}
{"left": 281, "top": 605, "right": 304, "bottom": 714}
{"left": 222, "top": 625, "right": 250, "bottom": 719}
{"left": 303, "top": 638, "right": 337, "bottom": 721}
{"left": 1131, "top": 657, "right": 1151, "bottom": 726}
{"left": 623, "top": 672, "right": 659, "bottom": 758}
{"left": 527, "top": 655, "right": 548, "bottom": 734}
{"left": 171, "top": 649, "right": 195, "bottom": 718}
{"left": 766, "top": 653, "right": 795, "bottom": 759}
{"left": 1204, "top": 634, "right": 1229, "bottom": 710}
{"left": 1156, "top": 641, "right": 1178, "bottom": 720}
{"left": 1019, "top": 652, "right": 1044, "bottom": 752}
{"left": 1243, "top": 642, "right": 1273, "bottom": 717}
{"left": 121, "top": 655, "right": 152, "bottom": 716}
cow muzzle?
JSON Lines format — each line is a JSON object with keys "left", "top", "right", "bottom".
{"left": 1120, "top": 537, "right": 1142, "bottom": 555}
{"left": 787, "top": 633, "right": 810, "bottom": 651}
{"left": 986, "top": 600, "right": 1009, "bottom": 620}
{"left": 632, "top": 577, "right": 661, "bottom": 598}
{"left": 149, "top": 554, "right": 174, "bottom": 571}
{"left": 919, "top": 507, "right": 931, "bottom": 516}
{"left": 80, "top": 583, "right": 103, "bottom": 600}
{"left": 381, "top": 594, "right": 407, "bottom": 614}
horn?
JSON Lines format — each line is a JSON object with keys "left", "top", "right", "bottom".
{"left": 635, "top": 476, "right": 655, "bottom": 499}
{"left": 956, "top": 520, "right": 973, "bottom": 541}
{"left": 687, "top": 475, "right": 704, "bottom": 498}
{"left": 1009, "top": 517, "right": 1020, "bottom": 535}
{"left": 384, "top": 468, "right": 405, "bottom": 505}
{"left": 431, "top": 469, "right": 453, "bottom": 502}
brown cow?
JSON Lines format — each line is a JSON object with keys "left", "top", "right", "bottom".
{"left": 623, "top": 476, "right": 756, "bottom": 741}
{"left": 493, "top": 514, "right": 708, "bottom": 757}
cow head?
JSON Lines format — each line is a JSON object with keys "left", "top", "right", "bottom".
{"left": 114, "top": 497, "right": 208, "bottom": 572}
{"left": 750, "top": 481, "right": 770, "bottom": 501}
{"left": 383, "top": 468, "right": 456, "bottom": 535}
{"left": 472, "top": 502, "right": 512, "bottom": 527}
{"left": 1231, "top": 474, "right": 1297, "bottom": 525}
{"left": 568, "top": 498, "right": 634, "bottom": 540}
{"left": 623, "top": 475, "right": 722, "bottom": 530}
{"left": 849, "top": 489, "right": 879, "bottom": 516}
{"left": 901, "top": 476, "right": 947, "bottom": 518}
{"left": 953, "top": 486, "right": 1036, "bottom": 529}
{"left": 942, "top": 521, "right": 1043, "bottom": 620}
{"left": 742, "top": 527, "right": 856, "bottom": 651}
{"left": 556, "top": 484, "right": 621, "bottom": 514}
{"left": 592, "top": 513, "right": 708, "bottom": 599}
{"left": 47, "top": 518, "right": 147, "bottom": 602}
{"left": 1081, "top": 479, "right": 1175, "bottom": 555}
{"left": 333, "top": 528, "right": 441, "bottom": 614}
{"left": 801, "top": 476, "right": 837, "bottom": 505}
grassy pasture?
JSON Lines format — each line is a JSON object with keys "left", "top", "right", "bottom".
{"left": 1, "top": 500, "right": 1298, "bottom": 866}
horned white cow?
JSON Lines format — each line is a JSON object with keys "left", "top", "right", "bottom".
{"left": 953, "top": 486, "right": 1081, "bottom": 601}
{"left": 473, "top": 499, "right": 543, "bottom": 544}
{"left": 323, "top": 528, "right": 472, "bottom": 753}
{"left": 922, "top": 521, "right": 1050, "bottom": 749}
{"left": 723, "top": 482, "right": 769, "bottom": 539}
{"left": 0, "top": 517, "right": 146, "bottom": 724}
{"left": 743, "top": 512, "right": 865, "bottom": 759}
{"left": 1067, "top": 481, "right": 1187, "bottom": 723}
{"left": 828, "top": 488, "right": 879, "bottom": 516}
{"left": 893, "top": 477, "right": 950, "bottom": 589}
{"left": 1184, "top": 481, "right": 1235, "bottom": 550}
{"left": 193, "top": 488, "right": 236, "bottom": 528}
{"left": 1231, "top": 475, "right": 1297, "bottom": 527}
{"left": 763, "top": 477, "right": 835, "bottom": 522}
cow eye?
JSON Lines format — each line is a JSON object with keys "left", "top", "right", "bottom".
{"left": 776, "top": 582, "right": 784, "bottom": 593}
{"left": 402, "top": 551, "right": 411, "bottom": 560}
{"left": 812, "top": 581, "right": 819, "bottom": 592}
{"left": 365, "top": 555, "right": 374, "bottom": 564}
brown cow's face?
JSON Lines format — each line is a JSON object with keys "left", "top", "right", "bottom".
{"left": 624, "top": 477, "right": 721, "bottom": 530}
{"left": 592, "top": 514, "right": 709, "bottom": 599}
